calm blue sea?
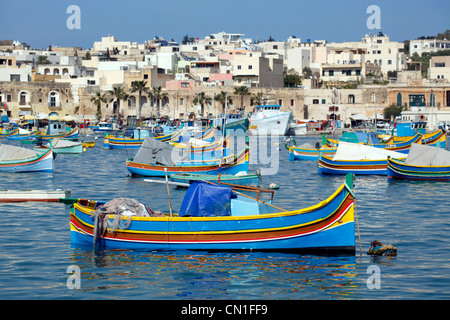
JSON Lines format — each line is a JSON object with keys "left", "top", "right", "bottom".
{"left": 1, "top": 134, "right": 450, "bottom": 301}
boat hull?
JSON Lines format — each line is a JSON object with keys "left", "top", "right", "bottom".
{"left": 387, "top": 158, "right": 450, "bottom": 180}
{"left": 318, "top": 154, "right": 392, "bottom": 175}
{"left": 249, "top": 113, "right": 291, "bottom": 136}
{"left": 289, "top": 146, "right": 337, "bottom": 161}
{"left": 126, "top": 149, "right": 249, "bottom": 177}
{"left": 0, "top": 189, "right": 71, "bottom": 202}
{"left": 69, "top": 183, "right": 355, "bottom": 253}
{"left": 0, "top": 149, "right": 54, "bottom": 173}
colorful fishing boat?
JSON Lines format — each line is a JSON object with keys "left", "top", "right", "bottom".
{"left": 392, "top": 129, "right": 446, "bottom": 149}
{"left": 387, "top": 143, "right": 450, "bottom": 180}
{"left": 82, "top": 140, "right": 96, "bottom": 148}
{"left": 169, "top": 172, "right": 261, "bottom": 187}
{"left": 126, "top": 137, "right": 249, "bottom": 177}
{"left": 69, "top": 174, "right": 356, "bottom": 253}
{"left": 289, "top": 144, "right": 337, "bottom": 161}
{"left": 318, "top": 141, "right": 406, "bottom": 175}
{"left": 0, "top": 128, "right": 19, "bottom": 138}
{"left": 0, "top": 144, "right": 54, "bottom": 173}
{"left": 6, "top": 128, "right": 38, "bottom": 140}
{"left": 34, "top": 139, "right": 83, "bottom": 154}
{"left": 37, "top": 127, "right": 79, "bottom": 141}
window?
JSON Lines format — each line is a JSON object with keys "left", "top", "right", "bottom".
{"left": 237, "top": 65, "right": 241, "bottom": 70}
{"left": 181, "top": 82, "right": 189, "bottom": 88}
{"left": 248, "top": 65, "right": 252, "bottom": 70}
{"left": 388, "top": 60, "right": 392, "bottom": 65}
{"left": 355, "top": 70, "right": 361, "bottom": 75}
{"left": 371, "top": 93, "right": 376, "bottom": 103}
{"left": 10, "top": 75, "right": 20, "bottom": 82}
{"left": 278, "top": 99, "right": 282, "bottom": 105}
{"left": 179, "top": 98, "right": 183, "bottom": 105}
{"left": 143, "top": 74, "right": 148, "bottom": 79}
{"left": 87, "top": 80, "right": 96, "bottom": 85}
{"left": 328, "top": 70, "right": 334, "bottom": 76}
{"left": 348, "top": 94, "right": 355, "bottom": 104}
{"left": 313, "top": 99, "right": 319, "bottom": 104}
{"left": 322, "top": 99, "right": 326, "bottom": 104}
{"left": 435, "top": 63, "right": 445, "bottom": 67}
{"left": 291, "top": 99, "right": 295, "bottom": 107}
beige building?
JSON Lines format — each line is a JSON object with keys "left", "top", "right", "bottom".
{"left": 428, "top": 56, "right": 450, "bottom": 82}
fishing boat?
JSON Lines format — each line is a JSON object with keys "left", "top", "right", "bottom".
{"left": 37, "top": 123, "right": 79, "bottom": 141}
{"left": 327, "top": 131, "right": 422, "bottom": 154}
{"left": 34, "top": 138, "right": 83, "bottom": 154}
{"left": 289, "top": 143, "right": 337, "bottom": 161}
{"left": 82, "top": 140, "right": 96, "bottom": 148}
{"left": 0, "top": 144, "right": 54, "bottom": 173}
{"left": 169, "top": 172, "right": 261, "bottom": 187}
{"left": 126, "top": 137, "right": 249, "bottom": 177}
{"left": 318, "top": 141, "right": 406, "bottom": 175}
{"left": 0, "top": 189, "right": 71, "bottom": 202}
{"left": 0, "top": 128, "right": 18, "bottom": 138}
{"left": 69, "top": 174, "right": 356, "bottom": 253}
{"left": 6, "top": 128, "right": 38, "bottom": 140}
{"left": 387, "top": 143, "right": 450, "bottom": 180}
{"left": 248, "top": 105, "right": 292, "bottom": 136}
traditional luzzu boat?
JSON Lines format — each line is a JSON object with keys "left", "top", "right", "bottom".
{"left": 392, "top": 129, "right": 446, "bottom": 149}
{"left": 37, "top": 126, "right": 79, "bottom": 141}
{"left": 69, "top": 174, "right": 357, "bottom": 253}
{"left": 0, "top": 144, "right": 54, "bottom": 173}
{"left": 327, "top": 131, "right": 421, "bottom": 154}
{"left": 6, "top": 128, "right": 38, "bottom": 141}
{"left": 318, "top": 141, "right": 406, "bottom": 175}
{"left": 289, "top": 144, "right": 337, "bottom": 161}
{"left": 0, "top": 128, "right": 19, "bottom": 138}
{"left": 126, "top": 137, "right": 249, "bottom": 177}
{"left": 387, "top": 143, "right": 450, "bottom": 180}
{"left": 82, "top": 140, "right": 95, "bottom": 148}
{"left": 33, "top": 138, "right": 83, "bottom": 154}
{"left": 104, "top": 129, "right": 154, "bottom": 149}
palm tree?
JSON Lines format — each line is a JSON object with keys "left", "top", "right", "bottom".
{"left": 193, "top": 92, "right": 212, "bottom": 118}
{"left": 251, "top": 91, "right": 264, "bottom": 106}
{"left": 90, "top": 91, "right": 107, "bottom": 121}
{"left": 214, "top": 91, "right": 231, "bottom": 114}
{"left": 148, "top": 86, "right": 168, "bottom": 118}
{"left": 130, "top": 81, "right": 149, "bottom": 121}
{"left": 108, "top": 85, "right": 129, "bottom": 120}
{"left": 234, "top": 86, "right": 250, "bottom": 111}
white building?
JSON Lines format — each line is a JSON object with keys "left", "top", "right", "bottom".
{"left": 409, "top": 38, "right": 450, "bottom": 57}
{"left": 0, "top": 55, "right": 32, "bottom": 82}
{"left": 328, "top": 33, "right": 406, "bottom": 76}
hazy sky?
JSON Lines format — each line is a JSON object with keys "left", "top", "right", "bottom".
{"left": 1, "top": 0, "right": 449, "bottom": 49}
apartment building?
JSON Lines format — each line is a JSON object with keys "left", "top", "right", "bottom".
{"left": 428, "top": 56, "right": 450, "bottom": 82}
{"left": 0, "top": 54, "right": 32, "bottom": 82}
{"left": 409, "top": 38, "right": 450, "bottom": 57}
{"left": 328, "top": 33, "right": 406, "bottom": 76}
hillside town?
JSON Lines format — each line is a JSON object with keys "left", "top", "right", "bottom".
{"left": 1, "top": 30, "right": 450, "bottom": 132}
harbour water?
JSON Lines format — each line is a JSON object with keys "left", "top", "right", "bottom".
{"left": 1, "top": 134, "right": 450, "bottom": 300}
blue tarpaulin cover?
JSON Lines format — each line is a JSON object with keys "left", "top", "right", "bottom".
{"left": 179, "top": 181, "right": 236, "bottom": 217}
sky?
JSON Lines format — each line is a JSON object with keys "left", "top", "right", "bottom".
{"left": 0, "top": 0, "right": 449, "bottom": 49}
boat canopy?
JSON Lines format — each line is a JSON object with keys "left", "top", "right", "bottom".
{"left": 332, "top": 141, "right": 405, "bottom": 161}
{"left": 405, "top": 143, "right": 450, "bottom": 166}
{"left": 133, "top": 136, "right": 189, "bottom": 166}
{"left": 179, "top": 181, "right": 237, "bottom": 217}
{"left": 0, "top": 144, "right": 39, "bottom": 160}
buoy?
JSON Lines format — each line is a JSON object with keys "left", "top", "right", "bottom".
{"left": 83, "top": 148, "right": 87, "bottom": 152}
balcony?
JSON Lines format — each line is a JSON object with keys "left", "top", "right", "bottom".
{"left": 48, "top": 101, "right": 61, "bottom": 109}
